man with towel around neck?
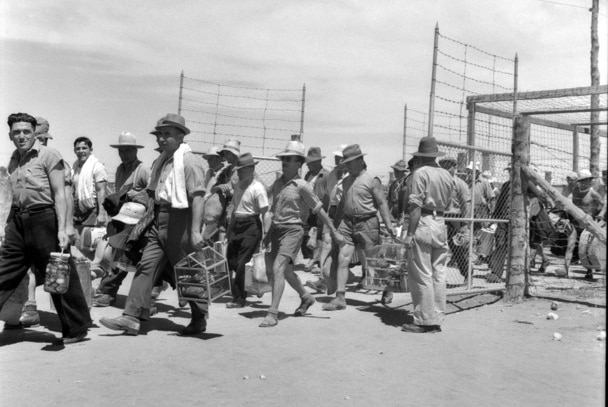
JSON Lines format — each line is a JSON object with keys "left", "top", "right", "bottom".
{"left": 100, "top": 113, "right": 209, "bottom": 336}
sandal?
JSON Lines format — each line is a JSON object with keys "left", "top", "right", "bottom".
{"left": 322, "top": 298, "right": 347, "bottom": 311}
{"left": 294, "top": 296, "right": 315, "bottom": 317}
{"left": 259, "top": 312, "right": 278, "bottom": 328}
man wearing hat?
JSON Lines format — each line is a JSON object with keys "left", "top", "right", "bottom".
{"left": 302, "top": 147, "right": 330, "bottom": 273}
{"left": 387, "top": 159, "right": 408, "bottom": 222}
{"left": 225, "top": 152, "right": 269, "bottom": 308}
{"left": 100, "top": 113, "right": 209, "bottom": 336}
{"left": 562, "top": 171, "right": 579, "bottom": 197}
{"left": 401, "top": 137, "right": 455, "bottom": 333}
{"left": 322, "top": 144, "right": 396, "bottom": 311}
{"left": 439, "top": 156, "right": 472, "bottom": 282}
{"left": 572, "top": 169, "right": 602, "bottom": 218}
{"left": 260, "top": 141, "right": 344, "bottom": 327}
{"left": 199, "top": 146, "right": 231, "bottom": 244}
{"left": 93, "top": 132, "right": 150, "bottom": 307}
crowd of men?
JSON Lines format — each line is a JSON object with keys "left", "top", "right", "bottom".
{"left": 1, "top": 112, "right": 606, "bottom": 344}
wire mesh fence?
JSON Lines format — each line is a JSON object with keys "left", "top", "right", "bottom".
{"left": 436, "top": 142, "right": 512, "bottom": 295}
{"left": 178, "top": 73, "right": 305, "bottom": 157}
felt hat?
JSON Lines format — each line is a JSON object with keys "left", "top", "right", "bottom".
{"left": 35, "top": 117, "right": 53, "bottom": 139}
{"left": 276, "top": 140, "right": 306, "bottom": 158}
{"left": 577, "top": 169, "right": 594, "bottom": 181}
{"left": 390, "top": 159, "right": 407, "bottom": 171}
{"left": 412, "top": 137, "right": 445, "bottom": 157}
{"left": 202, "top": 146, "right": 221, "bottom": 158}
{"left": 110, "top": 132, "right": 144, "bottom": 149}
{"left": 219, "top": 139, "right": 241, "bottom": 157}
{"left": 234, "top": 152, "right": 259, "bottom": 170}
{"left": 332, "top": 144, "right": 348, "bottom": 158}
{"left": 154, "top": 113, "right": 190, "bottom": 135}
{"left": 111, "top": 202, "right": 146, "bottom": 225}
{"left": 438, "top": 156, "right": 458, "bottom": 168}
{"left": 340, "top": 144, "right": 366, "bottom": 164}
{"left": 306, "top": 147, "right": 325, "bottom": 163}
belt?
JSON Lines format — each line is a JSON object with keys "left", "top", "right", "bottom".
{"left": 344, "top": 213, "right": 376, "bottom": 222}
{"left": 11, "top": 204, "right": 55, "bottom": 215}
{"left": 234, "top": 214, "right": 260, "bottom": 220}
{"left": 156, "top": 204, "right": 188, "bottom": 213}
{"left": 421, "top": 208, "right": 445, "bottom": 217}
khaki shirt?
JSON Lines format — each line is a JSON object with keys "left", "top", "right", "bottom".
{"left": 115, "top": 159, "right": 150, "bottom": 196}
{"left": 153, "top": 151, "right": 205, "bottom": 204}
{"left": 269, "top": 175, "right": 322, "bottom": 225}
{"left": 341, "top": 170, "right": 378, "bottom": 217}
{"left": 408, "top": 164, "right": 455, "bottom": 212}
{"left": 8, "top": 141, "right": 64, "bottom": 209}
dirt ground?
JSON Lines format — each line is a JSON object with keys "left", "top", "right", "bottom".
{"left": 1, "top": 264, "right": 605, "bottom": 407}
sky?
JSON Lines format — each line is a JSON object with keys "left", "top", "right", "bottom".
{"left": 1, "top": 0, "right": 606, "bottom": 181}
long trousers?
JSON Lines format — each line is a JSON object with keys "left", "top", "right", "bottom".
{"left": 407, "top": 214, "right": 448, "bottom": 326}
{"left": 0, "top": 207, "right": 91, "bottom": 337}
{"left": 446, "top": 219, "right": 469, "bottom": 277}
{"left": 227, "top": 216, "right": 262, "bottom": 300}
{"left": 123, "top": 208, "right": 207, "bottom": 320}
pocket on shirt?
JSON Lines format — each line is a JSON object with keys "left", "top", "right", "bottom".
{"left": 24, "top": 167, "right": 45, "bottom": 191}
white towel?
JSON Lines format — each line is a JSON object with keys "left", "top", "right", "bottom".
{"left": 156, "top": 143, "right": 191, "bottom": 208}
{"left": 74, "top": 155, "right": 101, "bottom": 212}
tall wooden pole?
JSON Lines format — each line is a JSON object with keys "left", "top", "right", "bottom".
{"left": 506, "top": 115, "right": 529, "bottom": 302}
{"left": 177, "top": 70, "right": 184, "bottom": 115}
{"left": 589, "top": 0, "right": 600, "bottom": 177}
{"left": 300, "top": 84, "right": 306, "bottom": 141}
{"left": 427, "top": 23, "right": 439, "bottom": 138}
{"left": 403, "top": 104, "right": 407, "bottom": 159}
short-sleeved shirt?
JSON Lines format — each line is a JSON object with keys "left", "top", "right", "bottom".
{"left": 115, "top": 159, "right": 150, "bottom": 196}
{"left": 154, "top": 151, "right": 205, "bottom": 203}
{"left": 270, "top": 175, "right": 322, "bottom": 225}
{"left": 341, "top": 170, "right": 378, "bottom": 217}
{"left": 72, "top": 155, "right": 108, "bottom": 202}
{"left": 305, "top": 167, "right": 330, "bottom": 200}
{"left": 233, "top": 179, "right": 269, "bottom": 216}
{"left": 8, "top": 141, "right": 64, "bottom": 209}
{"left": 408, "top": 164, "right": 455, "bottom": 212}
{"left": 572, "top": 187, "right": 603, "bottom": 217}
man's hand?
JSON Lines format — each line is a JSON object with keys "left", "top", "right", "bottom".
{"left": 191, "top": 231, "right": 205, "bottom": 251}
{"left": 57, "top": 231, "right": 69, "bottom": 251}
{"left": 332, "top": 231, "right": 346, "bottom": 247}
{"left": 403, "top": 235, "right": 414, "bottom": 249}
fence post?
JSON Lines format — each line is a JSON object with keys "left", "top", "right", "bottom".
{"left": 506, "top": 114, "right": 529, "bottom": 302}
{"left": 427, "top": 23, "right": 439, "bottom": 138}
{"left": 300, "top": 83, "right": 306, "bottom": 141}
{"left": 177, "top": 70, "right": 184, "bottom": 115}
{"left": 403, "top": 103, "right": 407, "bottom": 159}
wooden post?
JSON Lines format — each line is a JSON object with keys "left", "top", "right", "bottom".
{"left": 177, "top": 70, "right": 184, "bottom": 115}
{"left": 403, "top": 104, "right": 407, "bottom": 159}
{"left": 427, "top": 23, "right": 439, "bottom": 138}
{"left": 590, "top": 0, "right": 600, "bottom": 178}
{"left": 506, "top": 115, "right": 528, "bottom": 302}
{"left": 572, "top": 127, "right": 579, "bottom": 172}
{"left": 300, "top": 84, "right": 306, "bottom": 141}
{"left": 521, "top": 165, "right": 606, "bottom": 245}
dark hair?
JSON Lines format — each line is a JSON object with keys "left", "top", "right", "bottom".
{"left": 74, "top": 136, "right": 93, "bottom": 149}
{"left": 7, "top": 113, "right": 37, "bottom": 129}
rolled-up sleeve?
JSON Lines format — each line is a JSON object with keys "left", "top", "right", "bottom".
{"left": 408, "top": 172, "right": 427, "bottom": 208}
{"left": 184, "top": 153, "right": 206, "bottom": 198}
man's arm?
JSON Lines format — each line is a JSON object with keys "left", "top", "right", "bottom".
{"left": 95, "top": 181, "right": 108, "bottom": 226}
{"left": 49, "top": 163, "right": 69, "bottom": 250}
{"left": 371, "top": 178, "right": 396, "bottom": 238}
{"left": 191, "top": 192, "right": 205, "bottom": 250}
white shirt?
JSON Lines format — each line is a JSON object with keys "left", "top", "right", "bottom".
{"left": 233, "top": 179, "right": 269, "bottom": 216}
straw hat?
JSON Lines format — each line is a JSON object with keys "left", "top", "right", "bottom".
{"left": 577, "top": 169, "right": 594, "bottom": 181}
{"left": 276, "top": 140, "right": 306, "bottom": 158}
{"left": 332, "top": 144, "right": 348, "bottom": 157}
{"left": 219, "top": 139, "right": 241, "bottom": 156}
{"left": 202, "top": 146, "right": 221, "bottom": 159}
{"left": 110, "top": 132, "right": 144, "bottom": 149}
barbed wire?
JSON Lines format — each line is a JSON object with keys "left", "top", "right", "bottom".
{"left": 438, "top": 32, "right": 515, "bottom": 63}
{"left": 184, "top": 75, "right": 302, "bottom": 92}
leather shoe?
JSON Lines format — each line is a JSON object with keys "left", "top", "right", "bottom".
{"left": 226, "top": 299, "right": 246, "bottom": 309}
{"left": 178, "top": 319, "right": 207, "bottom": 336}
{"left": 93, "top": 294, "right": 116, "bottom": 307}
{"left": 99, "top": 315, "right": 140, "bottom": 335}
{"left": 3, "top": 322, "right": 24, "bottom": 330}
{"left": 20, "top": 303, "right": 40, "bottom": 327}
{"left": 55, "top": 331, "right": 88, "bottom": 345}
{"left": 401, "top": 323, "right": 441, "bottom": 333}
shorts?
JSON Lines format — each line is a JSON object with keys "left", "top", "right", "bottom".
{"left": 338, "top": 215, "right": 380, "bottom": 249}
{"left": 269, "top": 224, "right": 305, "bottom": 264}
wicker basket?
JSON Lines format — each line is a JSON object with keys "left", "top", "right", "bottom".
{"left": 175, "top": 246, "right": 231, "bottom": 304}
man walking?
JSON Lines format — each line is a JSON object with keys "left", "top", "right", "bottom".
{"left": 100, "top": 113, "right": 208, "bottom": 336}
{"left": 401, "top": 137, "right": 455, "bottom": 334}
{"left": 260, "top": 141, "right": 343, "bottom": 327}
{"left": 93, "top": 132, "right": 150, "bottom": 307}
{"left": 0, "top": 113, "right": 91, "bottom": 343}
{"left": 323, "top": 144, "right": 395, "bottom": 311}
